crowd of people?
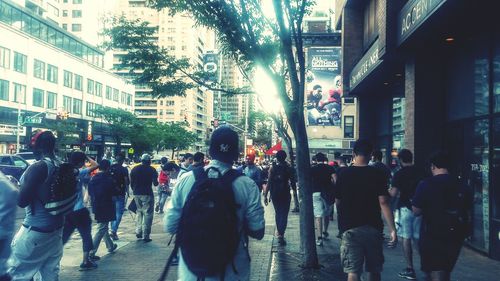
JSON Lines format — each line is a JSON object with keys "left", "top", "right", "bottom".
{"left": 0, "top": 127, "right": 472, "bottom": 281}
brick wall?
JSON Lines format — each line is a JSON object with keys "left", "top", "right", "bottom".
{"left": 404, "top": 57, "right": 415, "bottom": 153}
{"left": 341, "top": 6, "right": 363, "bottom": 94}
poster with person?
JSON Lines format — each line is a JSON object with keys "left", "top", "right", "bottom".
{"left": 306, "top": 47, "right": 342, "bottom": 126}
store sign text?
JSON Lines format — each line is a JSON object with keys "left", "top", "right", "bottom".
{"left": 349, "top": 41, "right": 381, "bottom": 89}
{"left": 398, "top": 0, "right": 446, "bottom": 44}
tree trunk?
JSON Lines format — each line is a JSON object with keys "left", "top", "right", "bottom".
{"left": 171, "top": 149, "right": 176, "bottom": 159}
{"left": 290, "top": 115, "right": 319, "bottom": 268}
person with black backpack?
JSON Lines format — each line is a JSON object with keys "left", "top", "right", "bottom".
{"left": 263, "top": 150, "right": 294, "bottom": 246}
{"left": 412, "top": 151, "right": 472, "bottom": 281}
{"left": 164, "top": 126, "right": 265, "bottom": 281}
{"left": 9, "top": 131, "right": 78, "bottom": 281}
{"left": 109, "top": 153, "right": 130, "bottom": 241}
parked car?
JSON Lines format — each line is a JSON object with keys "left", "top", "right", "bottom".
{"left": 16, "top": 151, "right": 37, "bottom": 165}
{"left": 0, "top": 154, "right": 29, "bottom": 181}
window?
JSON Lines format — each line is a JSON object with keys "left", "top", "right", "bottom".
{"left": 13, "top": 52, "right": 27, "bottom": 73}
{"left": 87, "top": 79, "right": 94, "bottom": 94}
{"left": 33, "top": 88, "right": 44, "bottom": 107}
{"left": 12, "top": 156, "right": 27, "bottom": 169}
{"left": 95, "top": 82, "right": 102, "bottom": 97}
{"left": 63, "top": 96, "right": 72, "bottom": 112}
{"left": 121, "top": 92, "right": 127, "bottom": 104}
{"left": 127, "top": 94, "right": 132, "bottom": 106}
{"left": 166, "top": 100, "right": 175, "bottom": 106}
{"left": 47, "top": 64, "right": 58, "bottom": 83}
{"left": 63, "top": 70, "right": 73, "bottom": 88}
{"left": 0, "top": 46, "right": 10, "bottom": 69}
{"left": 47, "top": 92, "right": 57, "bottom": 109}
{"left": 0, "top": 79, "right": 8, "bottom": 101}
{"left": 73, "top": 0, "right": 82, "bottom": 4}
{"left": 62, "top": 24, "right": 67, "bottom": 30}
{"left": 105, "top": 86, "right": 112, "bottom": 100}
{"left": 363, "top": 0, "right": 379, "bottom": 50}
{"left": 34, "top": 59, "right": 45, "bottom": 79}
{"left": 72, "top": 24, "right": 81, "bottom": 32}
{"left": 73, "top": 98, "right": 82, "bottom": 114}
{"left": 12, "top": 83, "right": 26, "bottom": 104}
{"left": 74, "top": 74, "right": 82, "bottom": 90}
{"left": 86, "top": 102, "right": 95, "bottom": 117}
{"left": 72, "top": 10, "right": 82, "bottom": 18}
{"left": 62, "top": 10, "right": 68, "bottom": 17}
{"left": 344, "top": 116, "right": 354, "bottom": 138}
{"left": 113, "top": 88, "right": 119, "bottom": 101}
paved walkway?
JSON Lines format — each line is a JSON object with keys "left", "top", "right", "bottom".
{"left": 268, "top": 208, "right": 500, "bottom": 281}
{"left": 58, "top": 198, "right": 276, "bottom": 281}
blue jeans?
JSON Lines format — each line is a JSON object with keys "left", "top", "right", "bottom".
{"left": 158, "top": 191, "right": 169, "bottom": 213}
{"left": 110, "top": 195, "right": 126, "bottom": 234}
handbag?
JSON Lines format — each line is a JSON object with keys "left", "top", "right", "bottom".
{"left": 127, "top": 198, "right": 137, "bottom": 213}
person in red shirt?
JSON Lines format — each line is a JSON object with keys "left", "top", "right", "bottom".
{"left": 155, "top": 157, "right": 170, "bottom": 214}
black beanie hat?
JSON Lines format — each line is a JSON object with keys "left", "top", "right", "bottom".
{"left": 209, "top": 126, "right": 239, "bottom": 164}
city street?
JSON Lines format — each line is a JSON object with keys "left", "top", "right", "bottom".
{"left": 9, "top": 197, "right": 498, "bottom": 281}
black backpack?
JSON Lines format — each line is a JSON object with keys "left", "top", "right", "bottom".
{"left": 432, "top": 179, "right": 472, "bottom": 239}
{"left": 177, "top": 166, "right": 242, "bottom": 279}
{"left": 40, "top": 158, "right": 78, "bottom": 216}
{"left": 109, "top": 164, "right": 125, "bottom": 194}
{"left": 269, "top": 163, "right": 290, "bottom": 198}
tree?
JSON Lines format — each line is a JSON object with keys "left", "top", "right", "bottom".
{"left": 149, "top": 0, "right": 319, "bottom": 267}
{"left": 162, "top": 122, "right": 198, "bottom": 158}
{"left": 93, "top": 107, "right": 138, "bottom": 154}
{"left": 46, "top": 120, "right": 80, "bottom": 157}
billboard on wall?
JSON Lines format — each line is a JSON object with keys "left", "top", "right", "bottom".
{"left": 306, "top": 47, "right": 342, "bottom": 126}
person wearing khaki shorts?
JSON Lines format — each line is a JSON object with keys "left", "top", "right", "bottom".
{"left": 334, "top": 140, "right": 397, "bottom": 281}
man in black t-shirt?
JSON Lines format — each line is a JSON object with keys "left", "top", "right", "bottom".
{"left": 335, "top": 140, "right": 397, "bottom": 281}
{"left": 311, "top": 153, "right": 336, "bottom": 246}
{"left": 412, "top": 151, "right": 472, "bottom": 281}
{"left": 389, "top": 149, "right": 423, "bottom": 280}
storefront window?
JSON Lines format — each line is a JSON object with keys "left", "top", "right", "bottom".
{"left": 467, "top": 119, "right": 490, "bottom": 251}
{"left": 492, "top": 118, "right": 500, "bottom": 222}
{"left": 494, "top": 35, "right": 500, "bottom": 112}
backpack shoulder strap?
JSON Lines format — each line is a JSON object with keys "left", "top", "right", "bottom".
{"left": 222, "top": 169, "right": 242, "bottom": 186}
{"left": 192, "top": 166, "right": 207, "bottom": 181}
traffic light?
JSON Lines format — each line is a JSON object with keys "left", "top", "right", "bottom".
{"left": 56, "top": 111, "right": 69, "bottom": 120}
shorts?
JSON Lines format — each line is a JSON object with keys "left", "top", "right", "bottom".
{"left": 340, "top": 225, "right": 384, "bottom": 274}
{"left": 420, "top": 234, "right": 463, "bottom": 272}
{"left": 312, "top": 192, "right": 328, "bottom": 217}
{"left": 396, "top": 207, "right": 422, "bottom": 240}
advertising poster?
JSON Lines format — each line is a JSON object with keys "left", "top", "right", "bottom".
{"left": 203, "top": 52, "right": 219, "bottom": 83}
{"left": 306, "top": 47, "right": 342, "bottom": 126}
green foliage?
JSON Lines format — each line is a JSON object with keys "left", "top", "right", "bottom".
{"left": 162, "top": 122, "right": 198, "bottom": 153}
{"left": 46, "top": 120, "right": 80, "bottom": 153}
{"left": 93, "top": 107, "right": 138, "bottom": 144}
{"left": 102, "top": 16, "right": 252, "bottom": 98}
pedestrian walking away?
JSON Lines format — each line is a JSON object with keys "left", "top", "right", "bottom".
{"left": 310, "top": 152, "right": 336, "bottom": 246}
{"left": 263, "top": 150, "right": 294, "bottom": 246}
{"left": 388, "top": 149, "right": 424, "bottom": 280}
{"left": 412, "top": 151, "right": 473, "bottom": 281}
{"left": 164, "top": 126, "right": 265, "bottom": 281}
{"left": 109, "top": 153, "right": 130, "bottom": 240}
{"left": 62, "top": 151, "right": 100, "bottom": 271}
{"left": 88, "top": 159, "right": 118, "bottom": 259}
{"left": 0, "top": 171, "right": 18, "bottom": 281}
{"left": 156, "top": 158, "right": 170, "bottom": 214}
{"left": 130, "top": 154, "right": 158, "bottom": 242}
{"left": 8, "top": 131, "right": 76, "bottom": 281}
{"left": 335, "top": 139, "right": 397, "bottom": 281}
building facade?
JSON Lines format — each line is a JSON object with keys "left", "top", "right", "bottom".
{"left": 336, "top": 0, "right": 500, "bottom": 259}
{"left": 113, "top": 0, "right": 215, "bottom": 152}
{"left": 0, "top": 0, "right": 134, "bottom": 156}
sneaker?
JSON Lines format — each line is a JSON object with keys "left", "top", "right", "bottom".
{"left": 323, "top": 231, "right": 329, "bottom": 238}
{"left": 398, "top": 268, "right": 417, "bottom": 280}
{"left": 136, "top": 233, "right": 143, "bottom": 239}
{"left": 171, "top": 256, "right": 179, "bottom": 266}
{"left": 108, "top": 243, "right": 118, "bottom": 253}
{"left": 110, "top": 232, "right": 119, "bottom": 241}
{"left": 316, "top": 237, "right": 323, "bottom": 246}
{"left": 79, "top": 261, "right": 98, "bottom": 271}
{"left": 291, "top": 207, "right": 299, "bottom": 213}
{"left": 89, "top": 254, "right": 100, "bottom": 261}
{"left": 143, "top": 237, "right": 152, "bottom": 243}
{"left": 278, "top": 237, "right": 287, "bottom": 246}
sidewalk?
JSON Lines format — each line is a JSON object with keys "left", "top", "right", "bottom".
{"left": 58, "top": 199, "right": 276, "bottom": 281}
{"left": 268, "top": 209, "right": 500, "bottom": 281}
